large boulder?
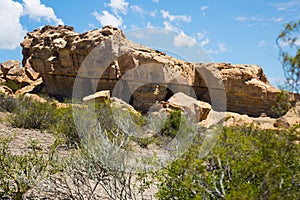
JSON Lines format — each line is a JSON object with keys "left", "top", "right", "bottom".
{"left": 20, "top": 25, "right": 296, "bottom": 117}
{"left": 167, "top": 92, "right": 211, "bottom": 122}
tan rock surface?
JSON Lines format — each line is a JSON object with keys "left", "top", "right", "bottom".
{"left": 0, "top": 60, "right": 42, "bottom": 95}
{"left": 167, "top": 92, "right": 211, "bottom": 122}
{"left": 24, "top": 93, "right": 47, "bottom": 103}
{"left": 15, "top": 77, "right": 43, "bottom": 95}
{"left": 0, "top": 85, "right": 13, "bottom": 95}
{"left": 1, "top": 60, "right": 20, "bottom": 77}
{"left": 282, "top": 102, "right": 300, "bottom": 125}
{"left": 83, "top": 90, "right": 110, "bottom": 104}
{"left": 196, "top": 63, "right": 292, "bottom": 117}
{"left": 199, "top": 110, "right": 277, "bottom": 129}
{"left": 21, "top": 25, "right": 296, "bottom": 117}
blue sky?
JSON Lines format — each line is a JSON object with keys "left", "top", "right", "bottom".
{"left": 1, "top": 0, "right": 300, "bottom": 86}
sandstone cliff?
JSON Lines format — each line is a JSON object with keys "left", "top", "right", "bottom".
{"left": 17, "top": 25, "right": 296, "bottom": 117}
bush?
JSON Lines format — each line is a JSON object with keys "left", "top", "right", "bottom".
{"left": 0, "top": 138, "right": 61, "bottom": 199}
{"left": 0, "top": 93, "right": 17, "bottom": 112}
{"left": 30, "top": 132, "right": 149, "bottom": 199}
{"left": 160, "top": 110, "right": 182, "bottom": 138}
{"left": 4, "top": 80, "right": 22, "bottom": 92}
{"left": 271, "top": 90, "right": 292, "bottom": 117}
{"left": 156, "top": 126, "right": 300, "bottom": 199}
{"left": 53, "top": 106, "right": 80, "bottom": 147}
{"left": 130, "top": 136, "right": 157, "bottom": 148}
{"left": 8, "top": 97, "right": 56, "bottom": 130}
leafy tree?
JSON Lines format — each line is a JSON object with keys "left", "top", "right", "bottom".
{"left": 276, "top": 20, "right": 300, "bottom": 93}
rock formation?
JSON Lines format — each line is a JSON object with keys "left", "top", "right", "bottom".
{"left": 0, "top": 60, "right": 42, "bottom": 95}
{"left": 167, "top": 92, "right": 211, "bottom": 122}
{"left": 198, "top": 63, "right": 289, "bottom": 117}
{"left": 19, "top": 25, "right": 298, "bottom": 117}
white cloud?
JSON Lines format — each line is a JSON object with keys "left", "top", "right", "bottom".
{"left": 150, "top": 9, "right": 157, "bottom": 17}
{"left": 207, "top": 43, "right": 228, "bottom": 54}
{"left": 153, "top": 0, "right": 159, "bottom": 2}
{"left": 163, "top": 21, "right": 179, "bottom": 32}
{"left": 200, "top": 38, "right": 210, "bottom": 47}
{"left": 88, "top": 23, "right": 96, "bottom": 29}
{"left": 130, "top": 5, "right": 144, "bottom": 15}
{"left": 272, "top": 17, "right": 284, "bottom": 22}
{"left": 146, "top": 22, "right": 154, "bottom": 28}
{"left": 197, "top": 31, "right": 210, "bottom": 47}
{"left": 200, "top": 6, "right": 208, "bottom": 16}
{"left": 197, "top": 32, "right": 205, "bottom": 40}
{"left": 161, "top": 10, "right": 191, "bottom": 23}
{"left": 257, "top": 40, "right": 266, "bottom": 47}
{"left": 272, "top": 0, "right": 300, "bottom": 11}
{"left": 108, "top": 0, "right": 129, "bottom": 14}
{"left": 0, "top": 0, "right": 63, "bottom": 50}
{"left": 173, "top": 31, "right": 196, "bottom": 48}
{"left": 23, "top": 0, "right": 63, "bottom": 25}
{"left": 235, "top": 16, "right": 248, "bottom": 22}
{"left": 0, "top": 0, "right": 26, "bottom": 50}
{"left": 234, "top": 16, "right": 284, "bottom": 25}
{"left": 93, "top": 11, "right": 123, "bottom": 28}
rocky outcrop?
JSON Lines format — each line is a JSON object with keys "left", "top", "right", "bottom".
{"left": 20, "top": 25, "right": 297, "bottom": 117}
{"left": 196, "top": 63, "right": 290, "bottom": 117}
{"left": 0, "top": 60, "right": 42, "bottom": 94}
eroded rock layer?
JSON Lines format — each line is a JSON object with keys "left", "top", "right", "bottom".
{"left": 20, "top": 25, "right": 296, "bottom": 117}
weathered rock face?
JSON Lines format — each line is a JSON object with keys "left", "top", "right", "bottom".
{"left": 20, "top": 25, "right": 296, "bottom": 117}
{"left": 21, "top": 25, "right": 196, "bottom": 107}
{"left": 196, "top": 63, "right": 289, "bottom": 117}
{"left": 0, "top": 60, "right": 42, "bottom": 94}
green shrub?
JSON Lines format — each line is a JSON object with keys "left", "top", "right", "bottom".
{"left": 8, "top": 97, "right": 56, "bottom": 129}
{"left": 0, "top": 138, "right": 61, "bottom": 200}
{"left": 271, "top": 90, "right": 291, "bottom": 117}
{"left": 0, "top": 93, "right": 17, "bottom": 112}
{"left": 53, "top": 106, "right": 80, "bottom": 147}
{"left": 160, "top": 110, "right": 182, "bottom": 138}
{"left": 156, "top": 126, "right": 300, "bottom": 199}
{"left": 130, "top": 136, "right": 157, "bottom": 148}
{"left": 4, "top": 80, "right": 22, "bottom": 92}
